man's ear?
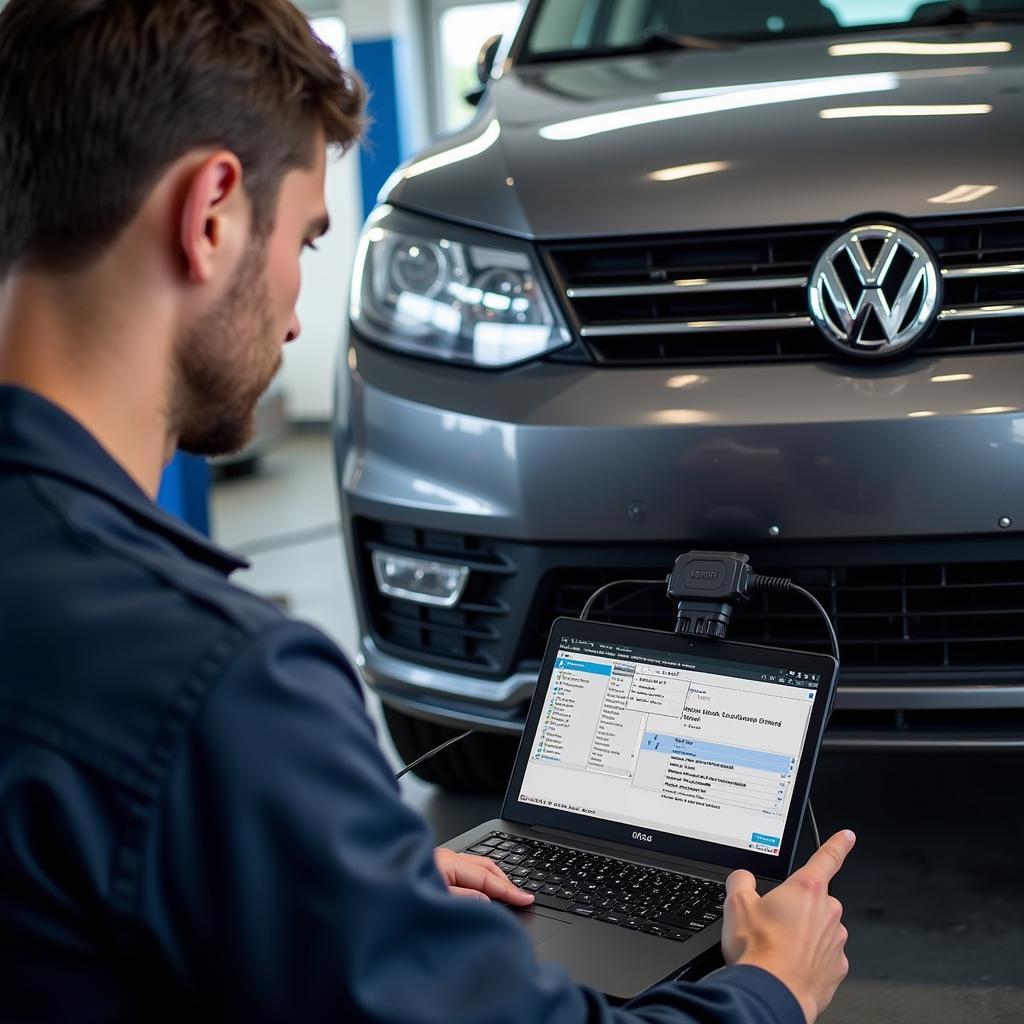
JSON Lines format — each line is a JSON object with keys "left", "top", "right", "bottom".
{"left": 179, "top": 152, "right": 246, "bottom": 285}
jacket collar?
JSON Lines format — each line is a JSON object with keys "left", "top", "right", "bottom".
{"left": 0, "top": 384, "right": 247, "bottom": 575}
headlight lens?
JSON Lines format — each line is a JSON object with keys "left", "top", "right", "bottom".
{"left": 350, "top": 205, "right": 571, "bottom": 368}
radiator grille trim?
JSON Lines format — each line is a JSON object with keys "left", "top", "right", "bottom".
{"left": 544, "top": 214, "right": 1024, "bottom": 365}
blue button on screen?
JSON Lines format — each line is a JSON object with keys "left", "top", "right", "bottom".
{"left": 751, "top": 832, "right": 781, "bottom": 848}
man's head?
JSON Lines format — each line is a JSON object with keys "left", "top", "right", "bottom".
{"left": 0, "top": 0, "right": 364, "bottom": 455}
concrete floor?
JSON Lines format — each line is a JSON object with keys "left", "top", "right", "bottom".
{"left": 212, "top": 429, "right": 1024, "bottom": 1024}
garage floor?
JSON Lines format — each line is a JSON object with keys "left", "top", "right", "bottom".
{"left": 213, "top": 429, "right": 1024, "bottom": 1024}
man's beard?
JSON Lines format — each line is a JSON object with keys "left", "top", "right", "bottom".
{"left": 171, "top": 241, "right": 281, "bottom": 457}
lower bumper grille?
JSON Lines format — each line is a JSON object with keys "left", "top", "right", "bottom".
{"left": 354, "top": 520, "right": 1024, "bottom": 701}
{"left": 533, "top": 561, "right": 1024, "bottom": 672}
{"left": 355, "top": 519, "right": 532, "bottom": 675}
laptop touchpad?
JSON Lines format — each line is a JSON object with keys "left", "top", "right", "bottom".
{"left": 517, "top": 908, "right": 574, "bottom": 946}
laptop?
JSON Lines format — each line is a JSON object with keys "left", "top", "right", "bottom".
{"left": 445, "top": 616, "right": 839, "bottom": 1001}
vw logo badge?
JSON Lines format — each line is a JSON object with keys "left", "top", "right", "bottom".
{"left": 808, "top": 223, "right": 941, "bottom": 357}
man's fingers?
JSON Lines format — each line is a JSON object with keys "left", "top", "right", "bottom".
{"left": 726, "top": 868, "right": 758, "bottom": 897}
{"left": 459, "top": 853, "right": 508, "bottom": 879}
{"left": 479, "top": 856, "right": 512, "bottom": 880}
{"left": 460, "top": 854, "right": 520, "bottom": 889}
{"left": 449, "top": 886, "right": 490, "bottom": 901}
{"left": 446, "top": 857, "right": 535, "bottom": 906}
{"left": 493, "top": 878, "right": 536, "bottom": 906}
{"left": 802, "top": 829, "right": 856, "bottom": 884}
{"left": 475, "top": 868, "right": 536, "bottom": 906}
{"left": 472, "top": 857, "right": 530, "bottom": 898}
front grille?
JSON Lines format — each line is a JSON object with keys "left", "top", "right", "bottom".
{"left": 531, "top": 560, "right": 1024, "bottom": 674}
{"left": 542, "top": 214, "right": 1024, "bottom": 365}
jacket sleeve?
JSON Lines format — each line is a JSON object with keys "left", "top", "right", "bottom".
{"left": 137, "top": 620, "right": 805, "bottom": 1024}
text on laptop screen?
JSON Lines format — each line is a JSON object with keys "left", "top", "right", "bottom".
{"left": 517, "top": 637, "right": 821, "bottom": 856}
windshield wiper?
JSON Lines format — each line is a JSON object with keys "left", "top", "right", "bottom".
{"left": 911, "top": 2, "right": 1024, "bottom": 25}
{"left": 628, "top": 30, "right": 737, "bottom": 54}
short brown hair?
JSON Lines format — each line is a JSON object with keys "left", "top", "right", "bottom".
{"left": 0, "top": 0, "right": 365, "bottom": 277}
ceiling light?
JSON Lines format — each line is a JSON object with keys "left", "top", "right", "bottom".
{"left": 649, "top": 161, "right": 731, "bottom": 182}
{"left": 820, "top": 104, "right": 992, "bottom": 118}
{"left": 829, "top": 41, "right": 1011, "bottom": 56}
{"left": 928, "top": 184, "right": 998, "bottom": 204}
{"left": 540, "top": 73, "right": 897, "bottom": 141}
{"left": 652, "top": 409, "right": 713, "bottom": 425}
{"left": 666, "top": 374, "right": 707, "bottom": 389}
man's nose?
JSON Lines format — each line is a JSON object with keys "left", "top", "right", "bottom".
{"left": 285, "top": 312, "right": 301, "bottom": 344}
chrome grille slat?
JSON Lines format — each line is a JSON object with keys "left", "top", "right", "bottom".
{"left": 942, "top": 262, "right": 1024, "bottom": 279}
{"left": 566, "top": 275, "right": 806, "bottom": 298}
{"left": 939, "top": 304, "right": 1024, "bottom": 321}
{"left": 580, "top": 315, "right": 813, "bottom": 336}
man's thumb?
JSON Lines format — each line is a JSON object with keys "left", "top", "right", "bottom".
{"left": 726, "top": 868, "right": 758, "bottom": 897}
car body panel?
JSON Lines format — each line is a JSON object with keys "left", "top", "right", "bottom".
{"left": 343, "top": 340, "right": 1022, "bottom": 543}
{"left": 336, "top": 10, "right": 1024, "bottom": 750}
{"left": 385, "top": 26, "right": 1024, "bottom": 239}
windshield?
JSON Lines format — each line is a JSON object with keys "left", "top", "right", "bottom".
{"left": 522, "top": 0, "right": 1024, "bottom": 58}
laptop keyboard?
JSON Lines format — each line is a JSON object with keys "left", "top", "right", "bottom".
{"left": 462, "top": 831, "right": 725, "bottom": 942}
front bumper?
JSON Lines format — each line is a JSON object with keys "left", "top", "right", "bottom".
{"left": 359, "top": 639, "right": 1024, "bottom": 750}
{"left": 336, "top": 338, "right": 1024, "bottom": 749}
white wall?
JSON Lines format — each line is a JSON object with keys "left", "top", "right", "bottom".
{"left": 284, "top": 144, "right": 364, "bottom": 421}
{"left": 281, "top": 15, "right": 366, "bottom": 422}
{"left": 341, "top": 0, "right": 430, "bottom": 154}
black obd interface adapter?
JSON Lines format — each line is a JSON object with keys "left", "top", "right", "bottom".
{"left": 667, "top": 551, "right": 754, "bottom": 638}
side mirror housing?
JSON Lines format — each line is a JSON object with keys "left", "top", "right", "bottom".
{"left": 466, "top": 33, "right": 502, "bottom": 107}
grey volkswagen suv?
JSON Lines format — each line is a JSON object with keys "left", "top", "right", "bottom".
{"left": 335, "top": 0, "right": 1024, "bottom": 790}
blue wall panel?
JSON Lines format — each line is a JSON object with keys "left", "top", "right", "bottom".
{"left": 352, "top": 37, "right": 405, "bottom": 218}
{"left": 157, "top": 452, "right": 211, "bottom": 536}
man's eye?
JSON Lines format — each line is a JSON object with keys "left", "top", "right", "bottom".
{"left": 303, "top": 241, "right": 320, "bottom": 253}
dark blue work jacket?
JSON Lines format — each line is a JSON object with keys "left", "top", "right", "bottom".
{"left": 0, "top": 384, "right": 802, "bottom": 1023}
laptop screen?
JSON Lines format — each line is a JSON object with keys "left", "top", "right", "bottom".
{"left": 503, "top": 618, "right": 837, "bottom": 876}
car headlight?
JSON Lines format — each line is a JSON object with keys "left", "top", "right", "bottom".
{"left": 350, "top": 205, "right": 571, "bottom": 368}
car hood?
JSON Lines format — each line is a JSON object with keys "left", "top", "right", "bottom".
{"left": 384, "top": 24, "right": 1024, "bottom": 240}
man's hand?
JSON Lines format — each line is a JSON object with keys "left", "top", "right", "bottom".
{"left": 434, "top": 847, "right": 536, "bottom": 907}
{"left": 721, "top": 829, "right": 856, "bottom": 1024}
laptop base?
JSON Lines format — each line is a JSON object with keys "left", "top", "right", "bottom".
{"left": 445, "top": 818, "right": 726, "bottom": 1001}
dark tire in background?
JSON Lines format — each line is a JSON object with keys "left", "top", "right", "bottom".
{"left": 383, "top": 705, "right": 519, "bottom": 795}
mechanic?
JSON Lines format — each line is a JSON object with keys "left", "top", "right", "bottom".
{"left": 0, "top": 2, "right": 854, "bottom": 1021}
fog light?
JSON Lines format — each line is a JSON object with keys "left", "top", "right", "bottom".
{"left": 371, "top": 550, "right": 469, "bottom": 608}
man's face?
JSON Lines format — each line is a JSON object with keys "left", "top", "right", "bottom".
{"left": 173, "top": 141, "right": 329, "bottom": 456}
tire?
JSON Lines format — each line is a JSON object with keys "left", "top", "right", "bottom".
{"left": 383, "top": 705, "right": 520, "bottom": 795}
{"left": 212, "top": 453, "right": 262, "bottom": 479}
